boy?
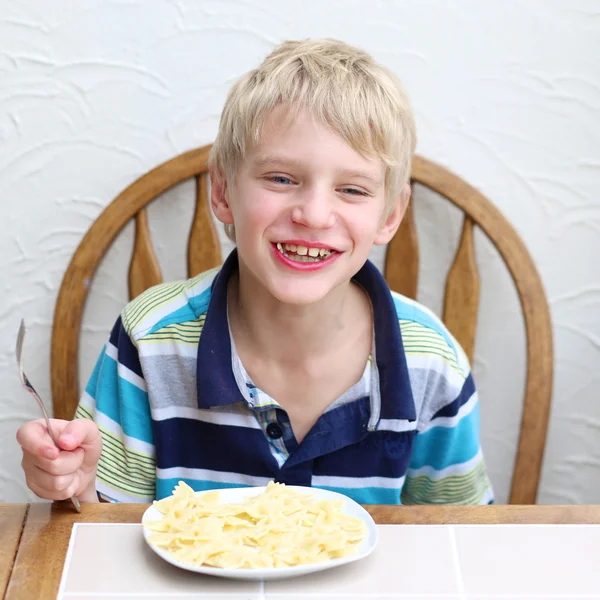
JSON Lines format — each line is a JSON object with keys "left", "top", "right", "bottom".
{"left": 17, "top": 39, "right": 493, "bottom": 505}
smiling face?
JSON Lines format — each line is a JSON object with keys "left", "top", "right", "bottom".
{"left": 211, "top": 107, "right": 407, "bottom": 306}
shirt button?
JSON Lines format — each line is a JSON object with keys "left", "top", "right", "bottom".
{"left": 266, "top": 422, "right": 283, "bottom": 439}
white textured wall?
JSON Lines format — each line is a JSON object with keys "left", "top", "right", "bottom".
{"left": 1, "top": 0, "right": 599, "bottom": 504}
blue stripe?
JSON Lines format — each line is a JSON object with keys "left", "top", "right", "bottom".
{"left": 147, "top": 303, "right": 201, "bottom": 336}
{"left": 108, "top": 318, "right": 121, "bottom": 347}
{"left": 409, "top": 404, "right": 481, "bottom": 471}
{"left": 155, "top": 419, "right": 279, "bottom": 475}
{"left": 432, "top": 374, "right": 476, "bottom": 419}
{"left": 392, "top": 295, "right": 458, "bottom": 356}
{"left": 313, "top": 485, "right": 401, "bottom": 505}
{"left": 84, "top": 346, "right": 105, "bottom": 398}
{"left": 116, "top": 319, "right": 143, "bottom": 378}
{"left": 156, "top": 478, "right": 253, "bottom": 501}
{"left": 118, "top": 379, "right": 153, "bottom": 443}
{"left": 313, "top": 430, "right": 415, "bottom": 478}
{"left": 188, "top": 286, "right": 212, "bottom": 318}
{"left": 94, "top": 353, "right": 153, "bottom": 444}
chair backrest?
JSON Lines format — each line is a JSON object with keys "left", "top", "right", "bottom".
{"left": 51, "top": 145, "right": 553, "bottom": 504}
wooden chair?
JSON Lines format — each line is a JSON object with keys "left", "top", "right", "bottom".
{"left": 51, "top": 145, "right": 553, "bottom": 504}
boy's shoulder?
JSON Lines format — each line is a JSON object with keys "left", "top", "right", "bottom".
{"left": 120, "top": 266, "right": 221, "bottom": 342}
{"left": 389, "top": 290, "right": 470, "bottom": 380}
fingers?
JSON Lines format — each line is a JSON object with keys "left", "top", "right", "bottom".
{"left": 17, "top": 418, "right": 101, "bottom": 461}
{"left": 25, "top": 463, "right": 74, "bottom": 494}
{"left": 25, "top": 470, "right": 82, "bottom": 502}
{"left": 18, "top": 418, "right": 102, "bottom": 502}
{"left": 22, "top": 447, "right": 85, "bottom": 476}
{"left": 16, "top": 419, "right": 70, "bottom": 460}
{"left": 58, "top": 419, "right": 102, "bottom": 455}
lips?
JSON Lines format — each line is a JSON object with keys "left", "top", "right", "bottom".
{"left": 275, "top": 242, "right": 335, "bottom": 262}
{"left": 272, "top": 241, "right": 342, "bottom": 271}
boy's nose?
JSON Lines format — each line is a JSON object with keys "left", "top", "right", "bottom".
{"left": 291, "top": 191, "right": 335, "bottom": 229}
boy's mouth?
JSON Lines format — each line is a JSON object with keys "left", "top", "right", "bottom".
{"left": 274, "top": 242, "right": 337, "bottom": 263}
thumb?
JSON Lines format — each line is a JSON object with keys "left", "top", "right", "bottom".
{"left": 58, "top": 419, "right": 101, "bottom": 454}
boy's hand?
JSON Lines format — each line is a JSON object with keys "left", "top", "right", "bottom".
{"left": 16, "top": 418, "right": 102, "bottom": 503}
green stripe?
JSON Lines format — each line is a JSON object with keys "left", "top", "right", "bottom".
{"left": 404, "top": 349, "right": 461, "bottom": 368}
{"left": 99, "top": 448, "right": 155, "bottom": 482}
{"left": 404, "top": 466, "right": 486, "bottom": 496}
{"left": 402, "top": 341, "right": 456, "bottom": 357}
{"left": 123, "top": 284, "right": 179, "bottom": 327}
{"left": 125, "top": 267, "right": 216, "bottom": 330}
{"left": 402, "top": 462, "right": 490, "bottom": 505}
{"left": 141, "top": 320, "right": 205, "bottom": 344}
{"left": 122, "top": 267, "right": 217, "bottom": 334}
{"left": 102, "top": 438, "right": 156, "bottom": 477}
{"left": 78, "top": 407, "right": 153, "bottom": 494}
{"left": 97, "top": 466, "right": 154, "bottom": 497}
{"left": 98, "top": 453, "right": 156, "bottom": 489}
{"left": 100, "top": 432, "right": 154, "bottom": 468}
{"left": 123, "top": 284, "right": 185, "bottom": 332}
{"left": 75, "top": 404, "right": 93, "bottom": 420}
{"left": 100, "top": 430, "right": 155, "bottom": 470}
{"left": 98, "top": 444, "right": 155, "bottom": 487}
{"left": 400, "top": 321, "right": 464, "bottom": 376}
{"left": 402, "top": 331, "right": 454, "bottom": 344}
{"left": 97, "top": 464, "right": 154, "bottom": 494}
{"left": 141, "top": 334, "right": 201, "bottom": 344}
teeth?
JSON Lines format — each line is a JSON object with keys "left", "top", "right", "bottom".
{"left": 291, "top": 255, "right": 319, "bottom": 262}
{"left": 276, "top": 243, "right": 335, "bottom": 262}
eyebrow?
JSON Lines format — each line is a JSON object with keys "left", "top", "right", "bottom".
{"left": 252, "top": 154, "right": 303, "bottom": 169}
{"left": 252, "top": 155, "right": 383, "bottom": 187}
{"left": 338, "top": 169, "right": 383, "bottom": 187}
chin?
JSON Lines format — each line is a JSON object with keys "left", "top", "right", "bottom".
{"left": 267, "top": 282, "right": 334, "bottom": 306}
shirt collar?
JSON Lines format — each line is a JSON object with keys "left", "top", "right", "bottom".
{"left": 196, "top": 249, "right": 416, "bottom": 422}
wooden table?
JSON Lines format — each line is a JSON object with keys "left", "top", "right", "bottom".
{"left": 0, "top": 505, "right": 28, "bottom": 599}
{"left": 4, "top": 502, "right": 600, "bottom": 599}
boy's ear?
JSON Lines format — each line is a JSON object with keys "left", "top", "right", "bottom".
{"left": 374, "top": 184, "right": 411, "bottom": 246}
{"left": 209, "top": 168, "right": 235, "bottom": 225}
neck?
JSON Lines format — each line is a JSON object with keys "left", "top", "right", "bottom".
{"left": 228, "top": 262, "right": 367, "bottom": 363}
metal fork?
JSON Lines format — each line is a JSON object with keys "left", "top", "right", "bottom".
{"left": 16, "top": 319, "right": 81, "bottom": 512}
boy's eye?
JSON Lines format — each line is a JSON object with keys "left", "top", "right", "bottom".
{"left": 267, "top": 175, "right": 293, "bottom": 185}
{"left": 340, "top": 187, "right": 368, "bottom": 196}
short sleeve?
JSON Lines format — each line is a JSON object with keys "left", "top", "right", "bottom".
{"left": 401, "top": 333, "right": 494, "bottom": 505}
{"left": 76, "top": 316, "right": 156, "bottom": 502}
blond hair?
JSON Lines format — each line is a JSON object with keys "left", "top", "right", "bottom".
{"left": 209, "top": 38, "right": 417, "bottom": 241}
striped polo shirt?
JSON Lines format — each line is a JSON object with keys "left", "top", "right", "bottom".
{"left": 76, "top": 250, "right": 493, "bottom": 505}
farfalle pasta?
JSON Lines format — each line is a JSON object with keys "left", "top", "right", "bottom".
{"left": 144, "top": 481, "right": 367, "bottom": 569}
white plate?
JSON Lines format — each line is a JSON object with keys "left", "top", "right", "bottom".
{"left": 142, "top": 485, "right": 378, "bottom": 580}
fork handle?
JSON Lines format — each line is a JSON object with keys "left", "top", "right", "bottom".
{"left": 23, "top": 382, "right": 59, "bottom": 447}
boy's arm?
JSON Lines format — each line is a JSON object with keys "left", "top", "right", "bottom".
{"left": 75, "top": 316, "right": 156, "bottom": 503}
{"left": 402, "top": 344, "right": 494, "bottom": 505}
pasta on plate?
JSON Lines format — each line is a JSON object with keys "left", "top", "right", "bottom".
{"left": 144, "top": 481, "right": 368, "bottom": 569}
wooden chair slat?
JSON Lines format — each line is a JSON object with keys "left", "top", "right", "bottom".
{"left": 187, "top": 173, "right": 221, "bottom": 277}
{"left": 128, "top": 209, "right": 163, "bottom": 300}
{"left": 384, "top": 192, "right": 419, "bottom": 300}
{"left": 442, "top": 216, "right": 480, "bottom": 363}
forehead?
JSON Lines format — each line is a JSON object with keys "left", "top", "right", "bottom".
{"left": 245, "top": 106, "right": 385, "bottom": 178}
